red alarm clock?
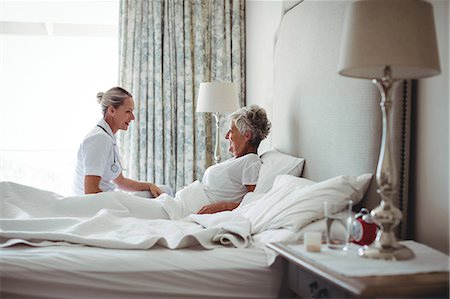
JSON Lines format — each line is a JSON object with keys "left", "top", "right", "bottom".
{"left": 351, "top": 208, "right": 377, "bottom": 246}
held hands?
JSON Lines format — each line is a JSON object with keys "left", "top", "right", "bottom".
{"left": 197, "top": 202, "right": 240, "bottom": 214}
{"left": 149, "top": 183, "right": 163, "bottom": 198}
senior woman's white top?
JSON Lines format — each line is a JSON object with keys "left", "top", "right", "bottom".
{"left": 72, "top": 119, "right": 122, "bottom": 195}
{"left": 202, "top": 153, "right": 261, "bottom": 202}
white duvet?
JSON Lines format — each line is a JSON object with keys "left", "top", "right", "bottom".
{"left": 0, "top": 181, "right": 253, "bottom": 249}
{"left": 0, "top": 174, "right": 371, "bottom": 251}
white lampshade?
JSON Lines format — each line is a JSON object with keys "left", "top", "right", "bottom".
{"left": 196, "top": 82, "right": 240, "bottom": 113}
{"left": 338, "top": 0, "right": 441, "bottom": 79}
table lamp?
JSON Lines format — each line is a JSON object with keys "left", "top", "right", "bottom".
{"left": 196, "top": 82, "right": 240, "bottom": 164}
{"left": 338, "top": 0, "right": 440, "bottom": 260}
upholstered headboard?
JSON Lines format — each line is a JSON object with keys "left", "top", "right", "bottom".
{"left": 271, "top": 0, "right": 411, "bottom": 238}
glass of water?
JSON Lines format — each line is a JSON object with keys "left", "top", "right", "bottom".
{"left": 324, "top": 200, "right": 353, "bottom": 250}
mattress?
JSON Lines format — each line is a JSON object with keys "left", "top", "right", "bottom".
{"left": 0, "top": 244, "right": 284, "bottom": 299}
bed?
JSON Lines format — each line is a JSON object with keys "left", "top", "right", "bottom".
{"left": 0, "top": 1, "right": 411, "bottom": 298}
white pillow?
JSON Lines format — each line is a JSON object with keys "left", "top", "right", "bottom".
{"left": 241, "top": 173, "right": 373, "bottom": 233}
{"left": 272, "top": 174, "right": 315, "bottom": 189}
{"left": 239, "top": 192, "right": 265, "bottom": 207}
{"left": 255, "top": 148, "right": 305, "bottom": 193}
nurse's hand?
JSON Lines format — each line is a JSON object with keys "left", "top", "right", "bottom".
{"left": 149, "top": 183, "right": 163, "bottom": 197}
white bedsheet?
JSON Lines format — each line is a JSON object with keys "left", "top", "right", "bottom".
{"left": 1, "top": 244, "right": 285, "bottom": 299}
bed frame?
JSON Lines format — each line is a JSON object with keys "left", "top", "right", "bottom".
{"left": 270, "top": 0, "right": 411, "bottom": 238}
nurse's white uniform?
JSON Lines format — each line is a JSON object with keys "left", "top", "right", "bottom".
{"left": 72, "top": 119, "right": 121, "bottom": 195}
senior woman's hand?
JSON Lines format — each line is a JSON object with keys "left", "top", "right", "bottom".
{"left": 197, "top": 202, "right": 240, "bottom": 214}
{"left": 149, "top": 183, "right": 163, "bottom": 197}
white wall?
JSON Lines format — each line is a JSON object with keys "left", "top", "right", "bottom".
{"left": 246, "top": 0, "right": 449, "bottom": 254}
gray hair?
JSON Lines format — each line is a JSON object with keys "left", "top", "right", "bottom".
{"left": 229, "top": 105, "right": 271, "bottom": 148}
{"left": 97, "top": 87, "right": 132, "bottom": 117}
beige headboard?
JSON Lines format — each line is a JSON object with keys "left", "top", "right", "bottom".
{"left": 271, "top": 0, "right": 411, "bottom": 238}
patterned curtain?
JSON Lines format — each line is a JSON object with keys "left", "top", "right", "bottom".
{"left": 118, "top": 0, "right": 245, "bottom": 192}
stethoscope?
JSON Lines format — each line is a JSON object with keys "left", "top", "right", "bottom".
{"left": 97, "top": 124, "right": 120, "bottom": 173}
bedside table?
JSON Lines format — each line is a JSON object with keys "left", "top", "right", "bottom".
{"left": 267, "top": 242, "right": 449, "bottom": 298}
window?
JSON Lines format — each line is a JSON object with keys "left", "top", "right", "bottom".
{"left": 0, "top": 1, "right": 119, "bottom": 195}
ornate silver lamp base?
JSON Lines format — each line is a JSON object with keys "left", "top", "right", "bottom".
{"left": 360, "top": 66, "right": 415, "bottom": 261}
{"left": 358, "top": 243, "right": 415, "bottom": 260}
{"left": 358, "top": 200, "right": 415, "bottom": 260}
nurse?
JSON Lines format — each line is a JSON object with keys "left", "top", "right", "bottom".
{"left": 73, "top": 86, "right": 165, "bottom": 196}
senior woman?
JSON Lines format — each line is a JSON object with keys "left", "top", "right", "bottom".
{"left": 136, "top": 104, "right": 271, "bottom": 219}
{"left": 72, "top": 87, "right": 167, "bottom": 196}
{"left": 197, "top": 104, "right": 271, "bottom": 214}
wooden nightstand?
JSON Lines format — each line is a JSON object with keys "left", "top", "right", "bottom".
{"left": 267, "top": 242, "right": 449, "bottom": 298}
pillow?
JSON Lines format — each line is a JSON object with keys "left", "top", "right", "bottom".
{"left": 239, "top": 192, "right": 265, "bottom": 207}
{"left": 240, "top": 175, "right": 313, "bottom": 208}
{"left": 272, "top": 174, "right": 315, "bottom": 189}
{"left": 240, "top": 173, "right": 373, "bottom": 234}
{"left": 255, "top": 148, "right": 305, "bottom": 193}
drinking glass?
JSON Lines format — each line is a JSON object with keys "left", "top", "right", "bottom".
{"left": 324, "top": 200, "right": 353, "bottom": 250}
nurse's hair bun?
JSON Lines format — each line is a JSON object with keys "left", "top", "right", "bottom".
{"left": 96, "top": 92, "right": 104, "bottom": 104}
